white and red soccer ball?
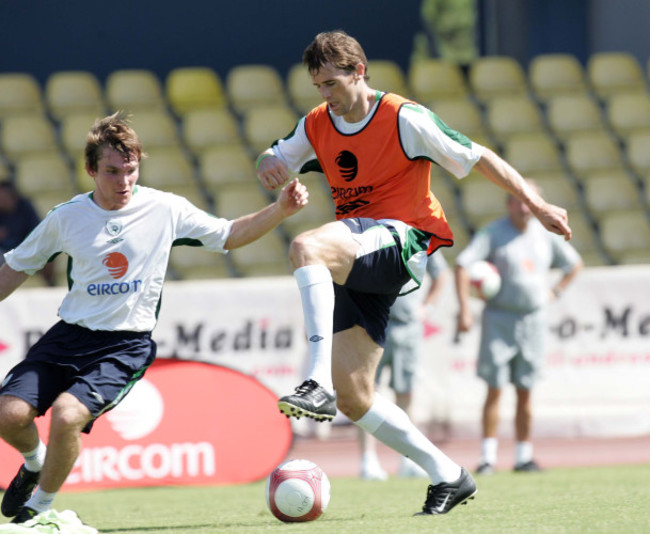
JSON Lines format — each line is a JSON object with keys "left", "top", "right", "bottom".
{"left": 468, "top": 260, "right": 502, "bottom": 300}
{"left": 265, "top": 459, "right": 330, "bottom": 522}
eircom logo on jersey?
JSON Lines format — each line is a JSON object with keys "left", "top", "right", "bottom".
{"left": 0, "top": 360, "right": 292, "bottom": 491}
{"left": 87, "top": 252, "right": 143, "bottom": 296}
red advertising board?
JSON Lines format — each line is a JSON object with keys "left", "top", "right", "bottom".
{"left": 0, "top": 360, "right": 292, "bottom": 491}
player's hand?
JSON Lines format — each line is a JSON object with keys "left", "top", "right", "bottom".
{"left": 533, "top": 202, "right": 572, "bottom": 241}
{"left": 277, "top": 178, "right": 309, "bottom": 217}
{"left": 257, "top": 154, "right": 291, "bottom": 191}
{"left": 456, "top": 307, "right": 473, "bottom": 333}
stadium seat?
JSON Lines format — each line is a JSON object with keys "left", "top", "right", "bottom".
{"left": 528, "top": 53, "right": 588, "bottom": 103}
{"left": 600, "top": 209, "right": 650, "bottom": 263}
{"left": 286, "top": 62, "right": 322, "bottom": 115}
{"left": 587, "top": 52, "right": 647, "bottom": 102}
{"left": 60, "top": 112, "right": 100, "bottom": 159}
{"left": 565, "top": 210, "right": 605, "bottom": 266}
{"left": 168, "top": 244, "right": 233, "bottom": 280}
{"left": 458, "top": 175, "right": 508, "bottom": 228}
{"left": 503, "top": 132, "right": 564, "bottom": 177}
{"left": 581, "top": 169, "right": 643, "bottom": 217}
{"left": 181, "top": 107, "right": 243, "bottom": 155}
{"left": 165, "top": 67, "right": 227, "bottom": 117}
{"left": 0, "top": 114, "right": 60, "bottom": 162}
{"left": 199, "top": 144, "right": 258, "bottom": 192}
{"left": 606, "top": 93, "right": 650, "bottom": 139}
{"left": 468, "top": 56, "right": 528, "bottom": 103}
{"left": 485, "top": 96, "right": 546, "bottom": 145}
{"left": 128, "top": 109, "right": 180, "bottom": 150}
{"left": 45, "top": 71, "right": 105, "bottom": 121}
{"left": 105, "top": 69, "right": 166, "bottom": 112}
{"left": 226, "top": 64, "right": 287, "bottom": 116}
{"left": 14, "top": 152, "right": 76, "bottom": 216}
{"left": 242, "top": 105, "right": 299, "bottom": 153}
{"left": 545, "top": 94, "right": 605, "bottom": 142}
{"left": 0, "top": 158, "right": 11, "bottom": 181}
{"left": 138, "top": 146, "right": 196, "bottom": 190}
{"left": 564, "top": 130, "right": 624, "bottom": 181}
{"left": 366, "top": 60, "right": 409, "bottom": 96}
{"left": 408, "top": 58, "right": 469, "bottom": 103}
{"left": 625, "top": 129, "right": 650, "bottom": 175}
{"left": 532, "top": 173, "right": 581, "bottom": 212}
{"left": 213, "top": 182, "right": 289, "bottom": 276}
{"left": 430, "top": 98, "right": 493, "bottom": 148}
{"left": 0, "top": 73, "right": 44, "bottom": 118}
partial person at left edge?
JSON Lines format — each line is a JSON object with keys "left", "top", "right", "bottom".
{"left": 0, "top": 180, "right": 56, "bottom": 286}
{"left": 0, "top": 111, "right": 308, "bottom": 525}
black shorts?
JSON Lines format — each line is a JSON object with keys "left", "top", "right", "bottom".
{"left": 333, "top": 218, "right": 411, "bottom": 346}
{"left": 0, "top": 321, "right": 156, "bottom": 433}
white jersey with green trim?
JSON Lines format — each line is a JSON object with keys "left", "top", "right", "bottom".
{"left": 4, "top": 186, "right": 232, "bottom": 332}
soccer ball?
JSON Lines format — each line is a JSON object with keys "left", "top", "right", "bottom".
{"left": 468, "top": 260, "right": 501, "bottom": 300}
{"left": 265, "top": 459, "right": 330, "bottom": 522}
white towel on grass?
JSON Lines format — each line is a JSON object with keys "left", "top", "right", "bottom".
{"left": 0, "top": 509, "right": 97, "bottom": 533}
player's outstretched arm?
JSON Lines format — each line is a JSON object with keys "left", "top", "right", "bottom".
{"left": 0, "top": 263, "right": 29, "bottom": 301}
{"left": 256, "top": 150, "right": 292, "bottom": 191}
{"left": 474, "top": 148, "right": 572, "bottom": 240}
{"left": 224, "top": 178, "right": 308, "bottom": 250}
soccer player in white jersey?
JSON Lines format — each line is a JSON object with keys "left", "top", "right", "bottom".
{"left": 0, "top": 112, "right": 308, "bottom": 524}
{"left": 455, "top": 180, "right": 582, "bottom": 475}
{"left": 256, "top": 30, "right": 573, "bottom": 515}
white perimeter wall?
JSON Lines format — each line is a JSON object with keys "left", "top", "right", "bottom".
{"left": 0, "top": 265, "right": 648, "bottom": 440}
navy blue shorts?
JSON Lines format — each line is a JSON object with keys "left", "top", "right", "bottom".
{"left": 0, "top": 321, "right": 156, "bottom": 433}
{"left": 333, "top": 218, "right": 411, "bottom": 347}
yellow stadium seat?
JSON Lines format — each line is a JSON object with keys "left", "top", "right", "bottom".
{"left": 408, "top": 58, "right": 469, "bottom": 103}
{"left": 532, "top": 173, "right": 580, "bottom": 212}
{"left": 226, "top": 64, "right": 286, "bottom": 116}
{"left": 625, "top": 129, "right": 650, "bottom": 175}
{"left": 528, "top": 53, "right": 588, "bottom": 102}
{"left": 600, "top": 209, "right": 650, "bottom": 263}
{"left": 564, "top": 130, "right": 624, "bottom": 180}
{"left": 587, "top": 52, "right": 647, "bottom": 102}
{"left": 166, "top": 67, "right": 227, "bottom": 117}
{"left": 546, "top": 94, "right": 605, "bottom": 142}
{"left": 45, "top": 71, "right": 105, "bottom": 121}
{"left": 606, "top": 93, "right": 650, "bottom": 138}
{"left": 366, "top": 60, "right": 409, "bottom": 96}
{"left": 243, "top": 105, "right": 299, "bottom": 153}
{"left": 128, "top": 109, "right": 180, "bottom": 150}
{"left": 503, "top": 132, "right": 564, "bottom": 176}
{"left": 469, "top": 56, "right": 528, "bottom": 103}
{"left": 138, "top": 146, "right": 196, "bottom": 190}
{"left": 105, "top": 69, "right": 165, "bottom": 112}
{"left": 0, "top": 114, "right": 59, "bottom": 162}
{"left": 181, "top": 107, "right": 242, "bottom": 155}
{"left": 286, "top": 62, "right": 322, "bottom": 115}
{"left": 60, "top": 112, "right": 100, "bottom": 159}
{"left": 565, "top": 210, "right": 605, "bottom": 266}
{"left": 486, "top": 96, "right": 546, "bottom": 145}
{"left": 0, "top": 73, "right": 44, "bottom": 118}
{"left": 459, "top": 176, "right": 508, "bottom": 228}
{"left": 199, "top": 144, "right": 257, "bottom": 191}
{"left": 581, "top": 169, "right": 643, "bottom": 216}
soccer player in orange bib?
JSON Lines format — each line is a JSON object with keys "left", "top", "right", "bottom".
{"left": 256, "top": 30, "right": 572, "bottom": 515}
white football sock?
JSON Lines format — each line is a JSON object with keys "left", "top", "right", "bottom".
{"left": 25, "top": 488, "right": 56, "bottom": 513}
{"left": 294, "top": 265, "right": 334, "bottom": 393}
{"left": 515, "top": 441, "right": 533, "bottom": 465}
{"left": 355, "top": 393, "right": 461, "bottom": 484}
{"left": 481, "top": 437, "right": 498, "bottom": 465}
{"left": 22, "top": 440, "right": 46, "bottom": 472}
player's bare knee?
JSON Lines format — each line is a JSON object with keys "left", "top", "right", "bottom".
{"left": 50, "top": 395, "right": 92, "bottom": 432}
{"left": 0, "top": 396, "right": 35, "bottom": 431}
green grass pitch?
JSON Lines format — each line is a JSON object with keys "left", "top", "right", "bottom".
{"left": 4, "top": 464, "right": 649, "bottom": 533}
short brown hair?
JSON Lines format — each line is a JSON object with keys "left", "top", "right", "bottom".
{"left": 303, "top": 30, "right": 368, "bottom": 79}
{"left": 85, "top": 111, "right": 146, "bottom": 172}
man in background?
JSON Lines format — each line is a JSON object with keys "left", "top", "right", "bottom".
{"left": 455, "top": 180, "right": 582, "bottom": 474}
